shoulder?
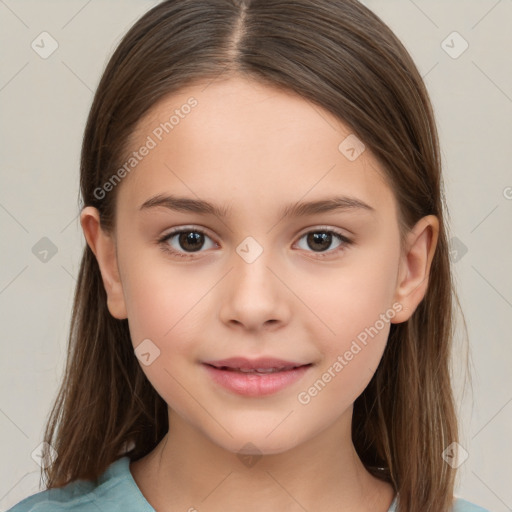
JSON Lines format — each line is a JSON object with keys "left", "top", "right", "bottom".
{"left": 5, "top": 479, "right": 98, "bottom": 512}
{"left": 5, "top": 457, "right": 154, "bottom": 512}
{"left": 388, "top": 496, "right": 491, "bottom": 512}
{"left": 453, "top": 497, "right": 493, "bottom": 512}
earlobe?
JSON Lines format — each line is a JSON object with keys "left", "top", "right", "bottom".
{"left": 80, "top": 206, "right": 128, "bottom": 320}
{"left": 391, "top": 215, "right": 439, "bottom": 324}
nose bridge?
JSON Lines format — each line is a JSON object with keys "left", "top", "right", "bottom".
{"left": 232, "top": 234, "right": 276, "bottom": 296}
{"left": 219, "top": 234, "right": 289, "bottom": 329}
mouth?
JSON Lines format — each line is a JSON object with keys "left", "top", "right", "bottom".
{"left": 202, "top": 356, "right": 312, "bottom": 372}
{"left": 201, "top": 358, "right": 314, "bottom": 396}
{"left": 204, "top": 364, "right": 312, "bottom": 373}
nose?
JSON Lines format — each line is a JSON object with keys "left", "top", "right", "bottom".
{"left": 218, "top": 246, "right": 291, "bottom": 332}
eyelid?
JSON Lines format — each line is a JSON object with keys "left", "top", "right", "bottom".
{"left": 156, "top": 225, "right": 217, "bottom": 259}
{"left": 162, "top": 225, "right": 217, "bottom": 241}
{"left": 160, "top": 225, "right": 215, "bottom": 240}
{"left": 160, "top": 224, "right": 351, "bottom": 242}
{"left": 293, "top": 225, "right": 353, "bottom": 258}
{"left": 295, "top": 224, "right": 351, "bottom": 240}
{"left": 158, "top": 224, "right": 353, "bottom": 259}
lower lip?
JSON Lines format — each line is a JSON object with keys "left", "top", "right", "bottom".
{"left": 202, "top": 364, "right": 312, "bottom": 397}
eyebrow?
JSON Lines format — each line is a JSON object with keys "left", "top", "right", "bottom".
{"left": 139, "top": 193, "right": 375, "bottom": 219}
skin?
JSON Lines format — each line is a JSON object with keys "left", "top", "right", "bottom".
{"left": 81, "top": 76, "right": 439, "bottom": 512}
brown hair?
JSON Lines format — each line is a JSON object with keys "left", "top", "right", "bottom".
{"left": 39, "top": 1, "right": 468, "bottom": 510}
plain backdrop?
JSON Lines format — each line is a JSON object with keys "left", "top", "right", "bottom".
{"left": 0, "top": 1, "right": 511, "bottom": 511}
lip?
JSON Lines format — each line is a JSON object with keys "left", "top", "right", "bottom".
{"left": 202, "top": 357, "right": 313, "bottom": 397}
{"left": 203, "top": 357, "right": 308, "bottom": 371}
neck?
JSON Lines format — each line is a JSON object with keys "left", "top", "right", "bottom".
{"left": 130, "top": 407, "right": 395, "bottom": 512}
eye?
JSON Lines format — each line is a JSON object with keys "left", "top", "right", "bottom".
{"left": 157, "top": 226, "right": 353, "bottom": 260}
{"left": 158, "top": 227, "right": 217, "bottom": 259}
{"left": 295, "top": 227, "right": 352, "bottom": 258}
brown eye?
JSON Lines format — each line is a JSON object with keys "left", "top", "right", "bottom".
{"left": 176, "top": 231, "right": 205, "bottom": 252}
{"left": 159, "top": 227, "right": 216, "bottom": 258}
{"left": 296, "top": 229, "right": 352, "bottom": 257}
{"left": 306, "top": 232, "right": 334, "bottom": 252}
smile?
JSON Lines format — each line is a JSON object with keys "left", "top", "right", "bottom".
{"left": 202, "top": 363, "right": 313, "bottom": 396}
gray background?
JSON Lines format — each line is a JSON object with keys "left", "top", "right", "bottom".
{"left": 0, "top": 1, "right": 511, "bottom": 510}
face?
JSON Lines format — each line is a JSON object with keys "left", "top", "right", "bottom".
{"left": 83, "top": 76, "right": 437, "bottom": 456}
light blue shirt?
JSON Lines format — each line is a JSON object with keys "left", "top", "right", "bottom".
{"left": 7, "top": 456, "right": 492, "bottom": 512}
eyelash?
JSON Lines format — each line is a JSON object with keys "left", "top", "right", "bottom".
{"left": 157, "top": 226, "right": 353, "bottom": 260}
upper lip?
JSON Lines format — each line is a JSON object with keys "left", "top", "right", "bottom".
{"left": 203, "top": 357, "right": 311, "bottom": 371}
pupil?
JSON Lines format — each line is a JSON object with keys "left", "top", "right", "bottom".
{"left": 308, "top": 232, "right": 331, "bottom": 252}
{"left": 176, "top": 232, "right": 332, "bottom": 253}
{"left": 179, "top": 232, "right": 204, "bottom": 252}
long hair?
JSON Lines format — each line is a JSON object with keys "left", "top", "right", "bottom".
{"left": 40, "top": 1, "right": 467, "bottom": 510}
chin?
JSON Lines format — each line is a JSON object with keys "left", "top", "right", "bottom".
{"left": 208, "top": 429, "right": 302, "bottom": 459}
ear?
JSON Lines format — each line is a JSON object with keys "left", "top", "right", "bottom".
{"left": 391, "top": 215, "right": 439, "bottom": 324}
{"left": 80, "top": 206, "right": 127, "bottom": 320}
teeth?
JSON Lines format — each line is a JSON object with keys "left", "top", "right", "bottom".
{"left": 214, "top": 365, "right": 303, "bottom": 373}
{"left": 237, "top": 367, "right": 286, "bottom": 373}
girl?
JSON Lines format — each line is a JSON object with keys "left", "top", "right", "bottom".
{"left": 8, "top": 1, "right": 491, "bottom": 511}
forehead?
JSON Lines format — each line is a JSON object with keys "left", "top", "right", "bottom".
{"left": 118, "top": 76, "right": 396, "bottom": 220}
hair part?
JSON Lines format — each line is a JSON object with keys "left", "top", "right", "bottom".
{"left": 40, "top": 1, "right": 468, "bottom": 511}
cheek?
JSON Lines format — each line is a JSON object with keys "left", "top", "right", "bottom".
{"left": 119, "top": 259, "right": 208, "bottom": 409}
{"left": 296, "top": 297, "right": 393, "bottom": 416}
{"left": 297, "top": 247, "right": 399, "bottom": 400}
{"left": 309, "top": 250, "right": 398, "bottom": 340}
{"left": 123, "top": 265, "right": 208, "bottom": 346}
{"left": 117, "top": 230, "right": 204, "bottom": 329}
